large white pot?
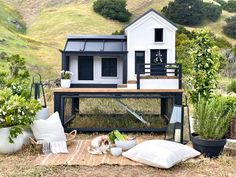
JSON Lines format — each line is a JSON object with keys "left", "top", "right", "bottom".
{"left": 36, "top": 107, "right": 49, "bottom": 120}
{"left": 0, "top": 127, "right": 24, "bottom": 154}
{"left": 61, "top": 79, "right": 71, "bottom": 88}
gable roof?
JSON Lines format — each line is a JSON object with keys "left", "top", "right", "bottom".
{"left": 124, "top": 8, "right": 177, "bottom": 30}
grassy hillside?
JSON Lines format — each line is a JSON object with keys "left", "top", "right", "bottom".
{"left": 0, "top": 0, "right": 235, "bottom": 80}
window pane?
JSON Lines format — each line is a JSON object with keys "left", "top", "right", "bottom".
{"left": 102, "top": 58, "right": 117, "bottom": 77}
{"left": 135, "top": 51, "right": 145, "bottom": 74}
{"left": 155, "top": 29, "right": 163, "bottom": 42}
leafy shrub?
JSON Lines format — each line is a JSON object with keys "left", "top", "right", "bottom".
{"left": 223, "top": 16, "right": 236, "bottom": 39}
{"left": 223, "top": 0, "right": 236, "bottom": 13}
{"left": 188, "top": 29, "right": 222, "bottom": 103}
{"left": 162, "top": 0, "right": 222, "bottom": 26}
{"left": 194, "top": 97, "right": 235, "bottom": 140}
{"left": 227, "top": 80, "right": 236, "bottom": 93}
{"left": 0, "top": 88, "right": 41, "bottom": 143}
{"left": 93, "top": 0, "right": 131, "bottom": 22}
{"left": 203, "top": 2, "right": 222, "bottom": 22}
{"left": 221, "top": 96, "right": 236, "bottom": 112}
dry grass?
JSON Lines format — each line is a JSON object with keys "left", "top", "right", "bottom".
{"left": 1, "top": 134, "right": 236, "bottom": 177}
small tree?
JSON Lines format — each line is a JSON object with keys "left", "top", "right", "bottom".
{"left": 223, "top": 15, "right": 236, "bottom": 39}
{"left": 188, "top": 29, "right": 222, "bottom": 103}
{"left": 162, "top": 0, "right": 222, "bottom": 26}
{"left": 93, "top": 0, "right": 131, "bottom": 22}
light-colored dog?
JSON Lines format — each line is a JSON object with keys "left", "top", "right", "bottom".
{"left": 88, "top": 135, "right": 111, "bottom": 155}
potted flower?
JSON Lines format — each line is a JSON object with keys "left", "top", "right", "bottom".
{"left": 191, "top": 97, "right": 235, "bottom": 158}
{"left": 0, "top": 88, "right": 41, "bottom": 154}
{"left": 61, "top": 70, "right": 73, "bottom": 88}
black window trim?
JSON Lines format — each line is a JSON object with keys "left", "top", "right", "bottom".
{"left": 135, "top": 51, "right": 145, "bottom": 74}
{"left": 101, "top": 57, "right": 118, "bottom": 77}
{"left": 154, "top": 28, "right": 164, "bottom": 42}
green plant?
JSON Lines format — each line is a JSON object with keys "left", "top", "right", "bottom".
{"left": 0, "top": 88, "right": 42, "bottom": 143}
{"left": 162, "top": 0, "right": 222, "bottom": 26}
{"left": 93, "top": 0, "right": 131, "bottom": 22}
{"left": 61, "top": 70, "right": 73, "bottom": 79}
{"left": 194, "top": 97, "right": 235, "bottom": 140}
{"left": 188, "top": 29, "right": 222, "bottom": 103}
{"left": 227, "top": 80, "right": 236, "bottom": 93}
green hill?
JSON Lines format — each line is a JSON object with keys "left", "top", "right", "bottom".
{"left": 0, "top": 0, "right": 235, "bottom": 79}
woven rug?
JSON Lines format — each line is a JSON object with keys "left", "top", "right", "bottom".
{"left": 33, "top": 139, "right": 144, "bottom": 166}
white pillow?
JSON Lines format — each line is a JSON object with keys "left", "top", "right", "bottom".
{"left": 122, "top": 140, "right": 200, "bottom": 169}
{"left": 31, "top": 112, "right": 66, "bottom": 142}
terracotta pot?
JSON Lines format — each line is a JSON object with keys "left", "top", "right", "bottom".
{"left": 61, "top": 79, "right": 71, "bottom": 88}
{"left": 0, "top": 127, "right": 24, "bottom": 154}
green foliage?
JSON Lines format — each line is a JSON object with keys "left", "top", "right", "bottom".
{"left": 177, "top": 26, "right": 196, "bottom": 39}
{"left": 214, "top": 36, "right": 232, "bottom": 49}
{"left": 61, "top": 70, "right": 73, "bottom": 79}
{"left": 188, "top": 29, "right": 222, "bottom": 103}
{"left": 203, "top": 2, "right": 222, "bottom": 22}
{"left": 112, "top": 29, "right": 125, "bottom": 35}
{"left": 176, "top": 32, "right": 194, "bottom": 75}
{"left": 93, "top": 0, "right": 131, "bottom": 22}
{"left": 227, "top": 80, "right": 236, "bottom": 93}
{"left": 194, "top": 97, "right": 235, "bottom": 140}
{"left": 162, "top": 0, "right": 222, "bottom": 26}
{"left": 223, "top": 0, "right": 236, "bottom": 13}
{"left": 0, "top": 88, "right": 41, "bottom": 143}
{"left": 223, "top": 16, "right": 236, "bottom": 39}
{"left": 221, "top": 96, "right": 236, "bottom": 112}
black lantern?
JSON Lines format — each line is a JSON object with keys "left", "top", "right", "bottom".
{"left": 30, "top": 74, "right": 47, "bottom": 108}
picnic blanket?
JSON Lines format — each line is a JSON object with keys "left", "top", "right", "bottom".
{"left": 33, "top": 139, "right": 144, "bottom": 166}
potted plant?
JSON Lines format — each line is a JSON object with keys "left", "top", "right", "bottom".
{"left": 61, "top": 70, "right": 73, "bottom": 88}
{"left": 221, "top": 96, "right": 236, "bottom": 139}
{"left": 191, "top": 97, "right": 235, "bottom": 158}
{"left": 0, "top": 88, "right": 41, "bottom": 154}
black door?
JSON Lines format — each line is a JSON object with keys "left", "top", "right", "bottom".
{"left": 150, "top": 49, "right": 167, "bottom": 76}
{"left": 78, "top": 56, "right": 94, "bottom": 80}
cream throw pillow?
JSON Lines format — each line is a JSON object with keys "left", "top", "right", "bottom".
{"left": 122, "top": 140, "right": 200, "bottom": 169}
{"left": 31, "top": 112, "right": 66, "bottom": 142}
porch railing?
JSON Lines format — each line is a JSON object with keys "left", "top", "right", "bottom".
{"left": 136, "top": 63, "right": 182, "bottom": 89}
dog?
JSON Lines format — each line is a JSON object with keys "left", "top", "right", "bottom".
{"left": 88, "top": 135, "right": 111, "bottom": 155}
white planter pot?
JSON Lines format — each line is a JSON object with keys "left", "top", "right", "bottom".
{"left": 36, "top": 107, "right": 49, "bottom": 120}
{"left": 0, "top": 127, "right": 24, "bottom": 154}
{"left": 61, "top": 79, "right": 71, "bottom": 88}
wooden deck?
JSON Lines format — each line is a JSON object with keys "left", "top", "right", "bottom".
{"left": 54, "top": 88, "right": 184, "bottom": 93}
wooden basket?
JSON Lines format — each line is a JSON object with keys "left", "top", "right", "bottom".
{"left": 30, "top": 130, "right": 77, "bottom": 152}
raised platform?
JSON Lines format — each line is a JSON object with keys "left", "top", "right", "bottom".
{"left": 54, "top": 87, "right": 184, "bottom": 93}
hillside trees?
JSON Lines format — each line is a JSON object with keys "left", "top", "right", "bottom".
{"left": 93, "top": 0, "right": 131, "bottom": 22}
{"left": 215, "top": 0, "right": 236, "bottom": 13}
{"left": 223, "top": 15, "right": 236, "bottom": 39}
{"left": 162, "top": 0, "right": 222, "bottom": 26}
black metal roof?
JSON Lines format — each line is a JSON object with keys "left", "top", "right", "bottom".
{"left": 64, "top": 35, "right": 127, "bottom": 53}
{"left": 124, "top": 8, "right": 177, "bottom": 30}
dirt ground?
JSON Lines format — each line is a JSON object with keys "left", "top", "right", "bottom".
{"left": 1, "top": 134, "right": 236, "bottom": 177}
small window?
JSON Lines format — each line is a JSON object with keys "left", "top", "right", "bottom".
{"left": 102, "top": 58, "right": 117, "bottom": 77}
{"left": 135, "top": 51, "right": 145, "bottom": 74}
{"left": 155, "top": 28, "right": 163, "bottom": 42}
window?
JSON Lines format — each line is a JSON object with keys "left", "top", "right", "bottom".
{"left": 135, "top": 51, "right": 145, "bottom": 74}
{"left": 102, "top": 58, "right": 117, "bottom": 77}
{"left": 155, "top": 28, "right": 163, "bottom": 42}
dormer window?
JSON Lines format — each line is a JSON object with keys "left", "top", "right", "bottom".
{"left": 155, "top": 28, "right": 163, "bottom": 42}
